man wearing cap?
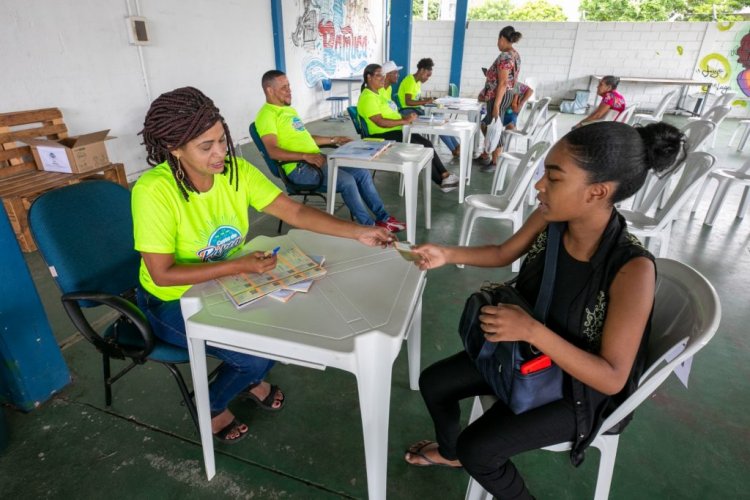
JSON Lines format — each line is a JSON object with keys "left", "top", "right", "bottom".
{"left": 380, "top": 60, "right": 402, "bottom": 112}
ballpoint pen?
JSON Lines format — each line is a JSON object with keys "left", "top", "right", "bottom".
{"left": 265, "top": 246, "right": 281, "bottom": 257}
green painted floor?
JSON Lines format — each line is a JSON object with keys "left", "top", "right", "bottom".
{"left": 2, "top": 112, "right": 749, "bottom": 499}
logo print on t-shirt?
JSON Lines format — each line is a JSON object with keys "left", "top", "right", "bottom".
{"left": 197, "top": 225, "right": 242, "bottom": 262}
{"left": 292, "top": 117, "right": 306, "bottom": 132}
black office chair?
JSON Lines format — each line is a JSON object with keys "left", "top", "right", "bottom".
{"left": 249, "top": 122, "right": 328, "bottom": 233}
{"left": 28, "top": 180, "right": 202, "bottom": 430}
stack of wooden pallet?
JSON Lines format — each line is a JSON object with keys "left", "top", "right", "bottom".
{"left": 0, "top": 108, "right": 127, "bottom": 252}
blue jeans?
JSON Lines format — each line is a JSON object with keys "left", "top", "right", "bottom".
{"left": 288, "top": 161, "right": 389, "bottom": 226}
{"left": 441, "top": 135, "right": 459, "bottom": 152}
{"left": 136, "top": 288, "right": 275, "bottom": 414}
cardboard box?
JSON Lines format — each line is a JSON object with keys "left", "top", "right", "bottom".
{"left": 22, "top": 130, "right": 115, "bottom": 174}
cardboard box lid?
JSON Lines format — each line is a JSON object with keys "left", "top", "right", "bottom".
{"left": 62, "top": 130, "right": 114, "bottom": 147}
{"left": 20, "top": 130, "right": 114, "bottom": 149}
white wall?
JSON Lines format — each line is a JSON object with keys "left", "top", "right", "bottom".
{"left": 411, "top": 20, "right": 750, "bottom": 118}
{"left": 410, "top": 20, "right": 454, "bottom": 95}
{"left": 1, "top": 0, "right": 275, "bottom": 180}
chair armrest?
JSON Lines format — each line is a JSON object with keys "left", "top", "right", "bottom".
{"left": 61, "top": 291, "right": 155, "bottom": 361}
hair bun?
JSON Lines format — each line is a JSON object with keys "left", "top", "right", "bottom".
{"left": 636, "top": 122, "right": 686, "bottom": 175}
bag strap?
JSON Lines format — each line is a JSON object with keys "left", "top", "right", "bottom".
{"left": 476, "top": 223, "right": 562, "bottom": 360}
{"left": 533, "top": 222, "right": 562, "bottom": 323}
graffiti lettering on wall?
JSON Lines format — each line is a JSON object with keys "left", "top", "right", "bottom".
{"left": 693, "top": 24, "right": 750, "bottom": 102}
{"left": 291, "top": 0, "right": 377, "bottom": 87}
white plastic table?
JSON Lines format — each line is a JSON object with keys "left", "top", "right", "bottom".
{"left": 429, "top": 97, "right": 484, "bottom": 152}
{"left": 180, "top": 230, "right": 426, "bottom": 500}
{"left": 326, "top": 144, "right": 433, "bottom": 244}
{"left": 403, "top": 120, "right": 479, "bottom": 204}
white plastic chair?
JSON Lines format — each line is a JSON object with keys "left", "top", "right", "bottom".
{"left": 727, "top": 119, "right": 750, "bottom": 152}
{"left": 465, "top": 257, "right": 721, "bottom": 500}
{"left": 631, "top": 91, "right": 676, "bottom": 125}
{"left": 503, "top": 97, "right": 551, "bottom": 153}
{"left": 714, "top": 90, "right": 737, "bottom": 108}
{"left": 458, "top": 141, "right": 550, "bottom": 273}
{"left": 691, "top": 157, "right": 750, "bottom": 226}
{"left": 620, "top": 152, "right": 715, "bottom": 257}
{"left": 687, "top": 104, "right": 732, "bottom": 149}
{"left": 613, "top": 103, "right": 638, "bottom": 125}
{"left": 493, "top": 113, "right": 558, "bottom": 193}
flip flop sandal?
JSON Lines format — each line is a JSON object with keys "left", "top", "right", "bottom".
{"left": 240, "top": 383, "right": 285, "bottom": 411}
{"left": 212, "top": 418, "right": 249, "bottom": 444}
{"left": 404, "top": 440, "right": 463, "bottom": 469}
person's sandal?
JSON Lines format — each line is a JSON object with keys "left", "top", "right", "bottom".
{"left": 212, "top": 416, "right": 249, "bottom": 444}
{"left": 240, "top": 382, "right": 286, "bottom": 411}
{"left": 404, "top": 440, "right": 462, "bottom": 469}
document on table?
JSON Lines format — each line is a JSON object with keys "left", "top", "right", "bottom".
{"left": 327, "top": 139, "right": 395, "bottom": 160}
{"left": 216, "top": 246, "right": 326, "bottom": 308}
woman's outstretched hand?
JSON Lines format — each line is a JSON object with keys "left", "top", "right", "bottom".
{"left": 411, "top": 243, "right": 448, "bottom": 270}
{"left": 355, "top": 226, "right": 395, "bottom": 248}
{"left": 479, "top": 303, "right": 538, "bottom": 343}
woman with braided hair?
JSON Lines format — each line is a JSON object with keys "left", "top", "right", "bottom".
{"left": 133, "top": 87, "right": 393, "bottom": 443}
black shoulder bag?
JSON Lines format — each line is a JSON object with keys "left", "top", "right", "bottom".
{"left": 458, "top": 223, "right": 563, "bottom": 414}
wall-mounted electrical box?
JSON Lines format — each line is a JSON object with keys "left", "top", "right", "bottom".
{"left": 125, "top": 16, "right": 150, "bottom": 45}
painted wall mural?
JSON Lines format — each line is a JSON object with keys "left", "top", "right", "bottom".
{"left": 694, "top": 22, "right": 750, "bottom": 108}
{"left": 291, "top": 0, "right": 377, "bottom": 88}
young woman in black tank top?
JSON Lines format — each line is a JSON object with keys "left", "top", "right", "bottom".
{"left": 402, "top": 121, "right": 686, "bottom": 499}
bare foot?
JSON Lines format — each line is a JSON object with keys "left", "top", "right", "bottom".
{"left": 404, "top": 440, "right": 462, "bottom": 468}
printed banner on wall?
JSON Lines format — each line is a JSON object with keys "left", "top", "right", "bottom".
{"left": 290, "top": 0, "right": 377, "bottom": 87}
{"left": 694, "top": 22, "right": 750, "bottom": 109}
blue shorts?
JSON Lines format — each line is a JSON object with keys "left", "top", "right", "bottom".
{"left": 502, "top": 111, "right": 518, "bottom": 127}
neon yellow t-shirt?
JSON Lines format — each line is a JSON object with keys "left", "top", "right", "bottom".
{"left": 255, "top": 103, "right": 320, "bottom": 175}
{"left": 397, "top": 74, "right": 421, "bottom": 109}
{"left": 131, "top": 157, "right": 282, "bottom": 301}
{"left": 357, "top": 88, "right": 402, "bottom": 135}
{"left": 379, "top": 86, "right": 399, "bottom": 112}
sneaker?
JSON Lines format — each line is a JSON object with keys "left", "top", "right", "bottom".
{"left": 441, "top": 173, "right": 460, "bottom": 188}
{"left": 375, "top": 216, "right": 406, "bottom": 232}
{"left": 439, "top": 185, "right": 457, "bottom": 193}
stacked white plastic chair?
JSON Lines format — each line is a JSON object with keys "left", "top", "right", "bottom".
{"left": 492, "top": 113, "right": 558, "bottom": 194}
{"left": 458, "top": 141, "right": 551, "bottom": 272}
{"left": 465, "top": 258, "right": 721, "bottom": 500}
{"left": 728, "top": 119, "right": 750, "bottom": 152}
{"left": 686, "top": 104, "right": 732, "bottom": 149}
{"left": 503, "top": 97, "right": 551, "bottom": 153}
{"left": 631, "top": 91, "right": 677, "bottom": 125}
{"left": 691, "top": 157, "right": 750, "bottom": 226}
{"left": 619, "top": 152, "right": 715, "bottom": 257}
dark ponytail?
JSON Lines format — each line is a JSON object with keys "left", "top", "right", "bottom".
{"left": 563, "top": 122, "right": 686, "bottom": 203}
{"left": 362, "top": 63, "right": 381, "bottom": 91}
{"left": 499, "top": 26, "right": 522, "bottom": 44}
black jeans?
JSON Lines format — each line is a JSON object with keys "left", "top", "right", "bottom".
{"left": 419, "top": 351, "right": 578, "bottom": 500}
{"left": 370, "top": 130, "right": 448, "bottom": 185}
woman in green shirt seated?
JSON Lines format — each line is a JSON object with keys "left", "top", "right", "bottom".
{"left": 357, "top": 63, "right": 460, "bottom": 193}
{"left": 133, "top": 87, "right": 393, "bottom": 444}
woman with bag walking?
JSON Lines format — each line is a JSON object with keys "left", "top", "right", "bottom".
{"left": 478, "top": 25, "right": 523, "bottom": 171}
{"left": 403, "top": 121, "right": 685, "bottom": 499}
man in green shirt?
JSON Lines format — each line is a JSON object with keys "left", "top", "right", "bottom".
{"left": 396, "top": 58, "right": 460, "bottom": 157}
{"left": 380, "top": 60, "right": 402, "bottom": 113}
{"left": 255, "top": 70, "right": 405, "bottom": 232}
